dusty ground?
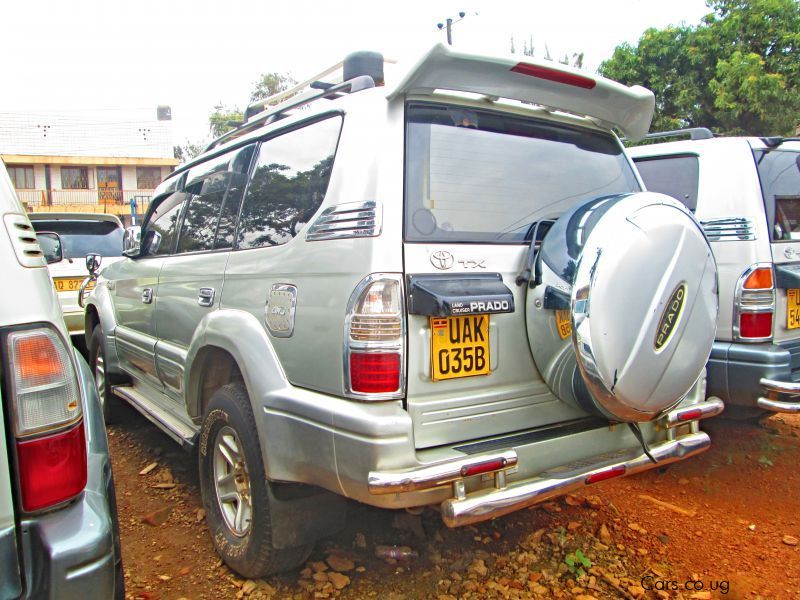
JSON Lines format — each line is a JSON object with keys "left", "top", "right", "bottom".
{"left": 109, "top": 406, "right": 800, "bottom": 600}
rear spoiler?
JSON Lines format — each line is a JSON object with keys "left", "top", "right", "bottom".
{"left": 386, "top": 44, "right": 655, "bottom": 142}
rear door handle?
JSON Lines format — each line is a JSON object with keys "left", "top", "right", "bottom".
{"left": 198, "top": 287, "right": 215, "bottom": 307}
{"left": 142, "top": 288, "right": 153, "bottom": 304}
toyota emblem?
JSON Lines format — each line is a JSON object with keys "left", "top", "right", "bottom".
{"left": 430, "top": 250, "right": 454, "bottom": 270}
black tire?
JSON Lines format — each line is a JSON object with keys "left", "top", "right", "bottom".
{"left": 198, "top": 382, "right": 312, "bottom": 578}
{"left": 89, "top": 325, "right": 125, "bottom": 423}
{"left": 720, "top": 405, "right": 770, "bottom": 422}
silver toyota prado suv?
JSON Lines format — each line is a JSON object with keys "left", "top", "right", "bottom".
{"left": 83, "top": 45, "right": 723, "bottom": 577}
{"left": 630, "top": 131, "right": 800, "bottom": 418}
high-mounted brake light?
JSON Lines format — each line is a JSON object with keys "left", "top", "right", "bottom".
{"left": 6, "top": 326, "right": 86, "bottom": 511}
{"left": 511, "top": 63, "right": 596, "bottom": 90}
{"left": 345, "top": 275, "right": 405, "bottom": 400}
{"left": 734, "top": 264, "right": 775, "bottom": 342}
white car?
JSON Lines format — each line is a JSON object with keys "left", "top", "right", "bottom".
{"left": 29, "top": 213, "right": 124, "bottom": 340}
{"left": 0, "top": 163, "right": 123, "bottom": 597}
{"left": 629, "top": 131, "right": 800, "bottom": 417}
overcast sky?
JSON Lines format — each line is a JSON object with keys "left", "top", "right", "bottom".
{"left": 1, "top": 0, "right": 711, "bottom": 146}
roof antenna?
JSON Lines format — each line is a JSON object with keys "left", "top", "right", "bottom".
{"left": 436, "top": 11, "right": 467, "bottom": 45}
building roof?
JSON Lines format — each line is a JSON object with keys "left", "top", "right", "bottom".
{"left": 0, "top": 108, "right": 176, "bottom": 161}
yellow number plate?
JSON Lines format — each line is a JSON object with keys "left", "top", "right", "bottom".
{"left": 430, "top": 315, "right": 490, "bottom": 381}
{"left": 555, "top": 309, "right": 572, "bottom": 340}
{"left": 788, "top": 289, "right": 800, "bottom": 329}
{"left": 53, "top": 277, "right": 85, "bottom": 292}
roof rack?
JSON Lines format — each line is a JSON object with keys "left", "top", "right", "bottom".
{"left": 644, "top": 127, "right": 714, "bottom": 141}
{"left": 205, "top": 75, "right": 375, "bottom": 152}
{"left": 761, "top": 136, "right": 800, "bottom": 148}
{"left": 205, "top": 51, "right": 392, "bottom": 153}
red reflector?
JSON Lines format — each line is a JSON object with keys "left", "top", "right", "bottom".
{"left": 460, "top": 458, "right": 507, "bottom": 477}
{"left": 350, "top": 352, "right": 401, "bottom": 394}
{"left": 17, "top": 422, "right": 87, "bottom": 512}
{"left": 585, "top": 465, "right": 626, "bottom": 485}
{"left": 511, "top": 63, "right": 596, "bottom": 90}
{"left": 678, "top": 408, "right": 703, "bottom": 422}
{"left": 739, "top": 312, "right": 773, "bottom": 338}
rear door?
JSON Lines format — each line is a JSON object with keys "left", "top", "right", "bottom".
{"left": 154, "top": 145, "right": 255, "bottom": 399}
{"left": 757, "top": 144, "right": 800, "bottom": 348}
{"left": 403, "top": 102, "right": 642, "bottom": 448}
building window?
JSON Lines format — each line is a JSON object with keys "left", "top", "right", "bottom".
{"left": 8, "top": 166, "right": 34, "bottom": 189}
{"left": 61, "top": 167, "right": 89, "bottom": 189}
{"left": 137, "top": 167, "right": 162, "bottom": 189}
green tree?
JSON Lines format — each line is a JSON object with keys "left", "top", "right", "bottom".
{"left": 600, "top": 0, "right": 800, "bottom": 136}
{"left": 207, "top": 71, "right": 297, "bottom": 139}
{"left": 250, "top": 72, "right": 297, "bottom": 102}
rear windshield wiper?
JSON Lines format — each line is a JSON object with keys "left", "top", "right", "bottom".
{"left": 515, "top": 220, "right": 554, "bottom": 288}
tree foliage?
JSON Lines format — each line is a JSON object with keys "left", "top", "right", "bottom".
{"left": 599, "top": 0, "right": 800, "bottom": 136}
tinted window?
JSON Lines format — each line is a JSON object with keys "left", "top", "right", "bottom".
{"left": 144, "top": 192, "right": 187, "bottom": 256}
{"left": 177, "top": 145, "right": 255, "bottom": 253}
{"left": 404, "top": 104, "right": 640, "bottom": 243}
{"left": 237, "top": 116, "right": 342, "bottom": 249}
{"left": 216, "top": 145, "right": 255, "bottom": 249}
{"left": 634, "top": 155, "right": 699, "bottom": 210}
{"left": 755, "top": 150, "right": 800, "bottom": 241}
{"left": 30, "top": 220, "right": 123, "bottom": 258}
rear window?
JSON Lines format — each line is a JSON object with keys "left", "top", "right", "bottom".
{"left": 404, "top": 104, "right": 640, "bottom": 243}
{"left": 633, "top": 154, "right": 699, "bottom": 210}
{"left": 755, "top": 149, "right": 800, "bottom": 241}
{"left": 30, "top": 220, "right": 123, "bottom": 258}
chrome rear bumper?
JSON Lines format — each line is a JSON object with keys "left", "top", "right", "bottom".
{"left": 758, "top": 378, "right": 800, "bottom": 413}
{"left": 441, "top": 431, "right": 709, "bottom": 527}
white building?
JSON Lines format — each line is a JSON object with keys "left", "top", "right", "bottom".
{"left": 0, "top": 107, "right": 179, "bottom": 221}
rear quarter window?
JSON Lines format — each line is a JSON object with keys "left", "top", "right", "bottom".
{"left": 633, "top": 154, "right": 699, "bottom": 211}
{"left": 755, "top": 149, "right": 800, "bottom": 241}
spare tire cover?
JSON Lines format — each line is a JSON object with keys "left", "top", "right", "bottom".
{"left": 526, "top": 192, "right": 718, "bottom": 422}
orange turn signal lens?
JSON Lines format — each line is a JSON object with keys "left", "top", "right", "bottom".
{"left": 743, "top": 267, "right": 773, "bottom": 290}
{"left": 16, "top": 335, "right": 63, "bottom": 380}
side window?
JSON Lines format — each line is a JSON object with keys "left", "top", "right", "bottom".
{"left": 236, "top": 116, "right": 342, "bottom": 249}
{"left": 633, "top": 155, "right": 699, "bottom": 211}
{"left": 176, "top": 145, "right": 255, "bottom": 253}
{"left": 143, "top": 192, "right": 187, "bottom": 256}
{"left": 755, "top": 150, "right": 800, "bottom": 241}
{"left": 216, "top": 145, "right": 256, "bottom": 249}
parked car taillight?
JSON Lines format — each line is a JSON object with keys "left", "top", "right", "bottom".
{"left": 345, "top": 275, "right": 405, "bottom": 399}
{"left": 734, "top": 264, "right": 775, "bottom": 341}
{"left": 6, "top": 327, "right": 87, "bottom": 511}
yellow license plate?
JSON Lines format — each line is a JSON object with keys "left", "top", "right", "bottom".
{"left": 788, "top": 289, "right": 800, "bottom": 329}
{"left": 430, "top": 315, "right": 490, "bottom": 381}
{"left": 53, "top": 277, "right": 85, "bottom": 292}
{"left": 555, "top": 309, "right": 572, "bottom": 340}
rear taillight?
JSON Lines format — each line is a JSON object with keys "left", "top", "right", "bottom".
{"left": 734, "top": 265, "right": 775, "bottom": 342}
{"left": 345, "top": 275, "right": 405, "bottom": 399}
{"left": 6, "top": 327, "right": 86, "bottom": 511}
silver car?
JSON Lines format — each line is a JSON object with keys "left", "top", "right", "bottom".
{"left": 630, "top": 131, "right": 800, "bottom": 418}
{"left": 0, "top": 162, "right": 123, "bottom": 598}
{"left": 84, "top": 45, "right": 722, "bottom": 578}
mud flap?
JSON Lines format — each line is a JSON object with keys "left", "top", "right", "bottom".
{"left": 267, "top": 484, "right": 347, "bottom": 549}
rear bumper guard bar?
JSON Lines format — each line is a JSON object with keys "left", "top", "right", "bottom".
{"left": 441, "top": 431, "right": 709, "bottom": 527}
{"left": 758, "top": 378, "right": 800, "bottom": 413}
{"left": 367, "top": 400, "right": 720, "bottom": 527}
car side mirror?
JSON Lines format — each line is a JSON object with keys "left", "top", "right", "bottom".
{"left": 36, "top": 232, "right": 63, "bottom": 264}
{"left": 85, "top": 253, "right": 102, "bottom": 275}
{"left": 123, "top": 226, "right": 142, "bottom": 257}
